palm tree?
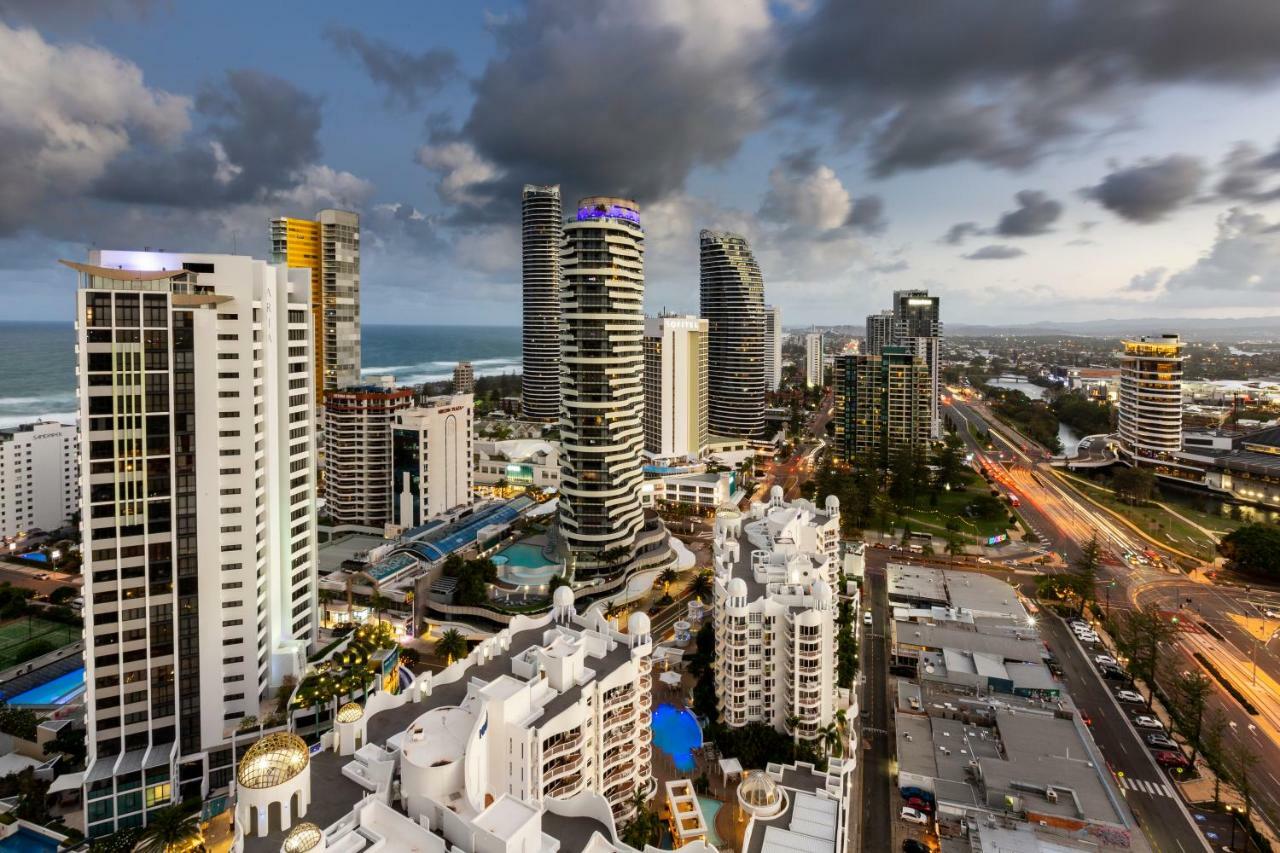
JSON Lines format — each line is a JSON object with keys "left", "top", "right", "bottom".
{"left": 689, "top": 570, "right": 714, "bottom": 600}
{"left": 657, "top": 567, "right": 679, "bottom": 594}
{"left": 133, "top": 802, "right": 203, "bottom": 852}
{"left": 368, "top": 591, "right": 393, "bottom": 626}
{"left": 435, "top": 629, "right": 468, "bottom": 665}
{"left": 819, "top": 721, "right": 841, "bottom": 758}
{"left": 317, "top": 589, "right": 335, "bottom": 627}
{"left": 603, "top": 600, "right": 625, "bottom": 628}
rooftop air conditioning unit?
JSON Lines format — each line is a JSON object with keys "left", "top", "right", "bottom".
{"left": 1045, "top": 788, "right": 1059, "bottom": 803}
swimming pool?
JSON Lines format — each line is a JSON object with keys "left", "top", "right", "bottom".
{"left": 493, "top": 543, "right": 560, "bottom": 586}
{"left": 0, "top": 827, "right": 60, "bottom": 852}
{"left": 698, "top": 797, "right": 725, "bottom": 847}
{"left": 652, "top": 703, "right": 702, "bottom": 773}
{"left": 6, "top": 668, "right": 85, "bottom": 706}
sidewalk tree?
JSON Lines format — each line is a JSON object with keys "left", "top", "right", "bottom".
{"left": 1070, "top": 534, "right": 1101, "bottom": 614}
{"left": 1168, "top": 670, "right": 1212, "bottom": 766}
{"left": 435, "top": 628, "right": 468, "bottom": 665}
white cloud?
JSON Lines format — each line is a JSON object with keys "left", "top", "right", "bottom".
{"left": 416, "top": 140, "right": 502, "bottom": 206}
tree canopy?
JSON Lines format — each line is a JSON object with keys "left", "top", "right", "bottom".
{"left": 1218, "top": 524, "right": 1280, "bottom": 579}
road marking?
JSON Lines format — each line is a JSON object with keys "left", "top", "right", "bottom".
{"left": 1122, "top": 777, "right": 1174, "bottom": 797}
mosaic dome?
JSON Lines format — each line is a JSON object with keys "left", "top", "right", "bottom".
{"left": 739, "top": 770, "right": 781, "bottom": 808}
{"left": 236, "top": 732, "right": 309, "bottom": 790}
{"left": 282, "top": 822, "right": 323, "bottom": 853}
{"left": 336, "top": 702, "right": 364, "bottom": 724}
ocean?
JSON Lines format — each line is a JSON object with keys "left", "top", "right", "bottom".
{"left": 0, "top": 322, "right": 521, "bottom": 428}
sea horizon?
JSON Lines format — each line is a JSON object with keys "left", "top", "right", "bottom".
{"left": 0, "top": 321, "right": 522, "bottom": 428}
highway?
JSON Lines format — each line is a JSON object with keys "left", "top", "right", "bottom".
{"left": 946, "top": 391, "right": 1280, "bottom": 845}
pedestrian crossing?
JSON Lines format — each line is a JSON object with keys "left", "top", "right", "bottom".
{"left": 1118, "top": 776, "right": 1174, "bottom": 798}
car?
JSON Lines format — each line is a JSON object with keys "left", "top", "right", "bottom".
{"left": 1146, "top": 733, "right": 1177, "bottom": 749}
{"left": 1070, "top": 621, "right": 1092, "bottom": 634}
{"left": 977, "top": 557, "right": 992, "bottom": 565}
{"left": 899, "top": 787, "right": 933, "bottom": 802}
{"left": 1101, "top": 666, "right": 1128, "bottom": 682}
{"left": 1133, "top": 715, "right": 1164, "bottom": 730}
{"left": 1154, "top": 750, "right": 1191, "bottom": 769}
{"left": 903, "top": 841, "right": 930, "bottom": 853}
{"left": 1078, "top": 633, "right": 1101, "bottom": 645}
{"left": 1094, "top": 654, "right": 1118, "bottom": 666}
{"left": 905, "top": 796, "right": 934, "bottom": 813}
{"left": 1115, "top": 689, "right": 1144, "bottom": 703}
{"left": 864, "top": 612, "right": 874, "bottom": 626}
{"left": 900, "top": 807, "right": 930, "bottom": 825}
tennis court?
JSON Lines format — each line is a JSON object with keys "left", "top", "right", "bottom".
{"left": 0, "top": 617, "right": 80, "bottom": 669}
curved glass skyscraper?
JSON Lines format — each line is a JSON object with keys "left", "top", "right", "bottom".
{"left": 521, "top": 184, "right": 562, "bottom": 421}
{"left": 700, "top": 230, "right": 766, "bottom": 439}
{"left": 558, "top": 197, "right": 647, "bottom": 562}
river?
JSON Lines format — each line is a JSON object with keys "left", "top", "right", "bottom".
{"left": 984, "top": 375, "right": 1081, "bottom": 455}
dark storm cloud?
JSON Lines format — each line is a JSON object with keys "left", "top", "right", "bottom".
{"left": 93, "top": 70, "right": 322, "bottom": 208}
{"left": 1216, "top": 140, "right": 1280, "bottom": 202}
{"left": 846, "top": 195, "right": 887, "bottom": 235}
{"left": 964, "top": 244, "right": 1025, "bottom": 260}
{"left": 783, "top": 0, "right": 1280, "bottom": 175}
{"left": 1084, "top": 155, "right": 1206, "bottom": 223}
{"left": 996, "top": 190, "right": 1063, "bottom": 236}
{"left": 421, "top": 0, "right": 769, "bottom": 221}
{"left": 943, "top": 222, "right": 983, "bottom": 245}
{"left": 325, "top": 26, "right": 458, "bottom": 108}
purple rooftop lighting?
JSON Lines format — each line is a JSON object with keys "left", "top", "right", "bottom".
{"left": 575, "top": 201, "right": 641, "bottom": 225}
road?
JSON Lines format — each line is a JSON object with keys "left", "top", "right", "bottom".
{"left": 859, "top": 564, "right": 891, "bottom": 853}
{"left": 947, "top": 391, "right": 1280, "bottom": 843}
{"left": 753, "top": 392, "right": 832, "bottom": 504}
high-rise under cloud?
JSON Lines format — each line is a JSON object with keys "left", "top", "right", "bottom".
{"left": 521, "top": 184, "right": 562, "bottom": 422}
{"left": 700, "top": 230, "right": 766, "bottom": 440}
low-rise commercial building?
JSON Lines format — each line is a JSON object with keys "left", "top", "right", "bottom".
{"left": 474, "top": 439, "right": 560, "bottom": 491}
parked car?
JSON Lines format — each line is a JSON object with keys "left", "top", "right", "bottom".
{"left": 1133, "top": 715, "right": 1164, "bottom": 730}
{"left": 900, "top": 807, "right": 930, "bottom": 826}
{"left": 899, "top": 787, "right": 933, "bottom": 802}
{"left": 903, "top": 841, "right": 930, "bottom": 853}
{"left": 1146, "top": 733, "right": 1177, "bottom": 749}
{"left": 905, "top": 796, "right": 933, "bottom": 813}
{"left": 864, "top": 611, "right": 874, "bottom": 626}
{"left": 1094, "top": 655, "right": 1118, "bottom": 666}
{"left": 1115, "top": 689, "right": 1144, "bottom": 704}
{"left": 1101, "top": 665, "right": 1127, "bottom": 681}
{"left": 1154, "top": 750, "right": 1190, "bottom": 769}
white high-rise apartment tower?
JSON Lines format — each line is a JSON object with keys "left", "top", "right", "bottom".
{"left": 712, "top": 489, "right": 842, "bottom": 742}
{"left": 0, "top": 421, "right": 77, "bottom": 538}
{"left": 68, "top": 251, "right": 317, "bottom": 839}
{"left": 559, "top": 198, "right": 647, "bottom": 571}
{"left": 1117, "top": 335, "right": 1185, "bottom": 460}
{"left": 522, "top": 185, "right": 562, "bottom": 422}
{"left": 804, "top": 331, "right": 824, "bottom": 389}
{"left": 763, "top": 305, "right": 783, "bottom": 392}
{"left": 393, "top": 393, "right": 475, "bottom": 528}
{"left": 643, "top": 314, "right": 709, "bottom": 459}
{"left": 701, "top": 231, "right": 767, "bottom": 439}
{"left": 865, "top": 309, "right": 894, "bottom": 357}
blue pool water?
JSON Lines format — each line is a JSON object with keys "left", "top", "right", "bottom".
{"left": 0, "top": 827, "right": 60, "bottom": 852}
{"left": 652, "top": 703, "right": 702, "bottom": 772}
{"left": 698, "top": 797, "right": 725, "bottom": 847}
{"left": 494, "top": 543, "right": 560, "bottom": 586}
{"left": 6, "top": 667, "right": 85, "bottom": 706}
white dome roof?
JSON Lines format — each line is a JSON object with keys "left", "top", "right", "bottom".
{"left": 628, "top": 611, "right": 651, "bottom": 636}
{"left": 553, "top": 585, "right": 575, "bottom": 607}
{"left": 739, "top": 770, "right": 780, "bottom": 807}
{"left": 727, "top": 577, "right": 748, "bottom": 598}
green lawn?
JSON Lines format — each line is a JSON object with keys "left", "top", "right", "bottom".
{"left": 879, "top": 471, "right": 1012, "bottom": 541}
{"left": 0, "top": 617, "right": 79, "bottom": 669}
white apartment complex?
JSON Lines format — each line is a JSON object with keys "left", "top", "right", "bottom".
{"left": 1117, "top": 334, "right": 1185, "bottom": 460}
{"left": 764, "top": 305, "right": 782, "bottom": 392}
{"left": 642, "top": 314, "right": 708, "bottom": 460}
{"left": 324, "top": 385, "right": 416, "bottom": 527}
{"left": 0, "top": 421, "right": 77, "bottom": 538}
{"left": 804, "top": 331, "right": 824, "bottom": 389}
{"left": 69, "top": 251, "right": 318, "bottom": 839}
{"left": 393, "top": 394, "right": 474, "bottom": 528}
{"left": 474, "top": 439, "right": 559, "bottom": 490}
{"left": 712, "top": 488, "right": 841, "bottom": 741}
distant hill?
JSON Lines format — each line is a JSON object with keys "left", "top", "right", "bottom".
{"left": 946, "top": 316, "right": 1280, "bottom": 342}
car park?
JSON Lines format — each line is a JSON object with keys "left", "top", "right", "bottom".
{"left": 1146, "top": 733, "right": 1177, "bottom": 749}
{"left": 1115, "top": 689, "right": 1144, "bottom": 703}
{"left": 900, "top": 807, "right": 930, "bottom": 826}
{"left": 1133, "top": 715, "right": 1164, "bottom": 730}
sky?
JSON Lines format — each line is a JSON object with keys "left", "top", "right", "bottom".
{"left": 5, "top": 0, "right": 1280, "bottom": 328}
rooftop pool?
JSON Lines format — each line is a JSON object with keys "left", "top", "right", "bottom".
{"left": 652, "top": 703, "right": 702, "bottom": 773}
{"left": 493, "top": 543, "right": 560, "bottom": 587}
{"left": 0, "top": 827, "right": 61, "bottom": 853}
{"left": 5, "top": 667, "right": 85, "bottom": 706}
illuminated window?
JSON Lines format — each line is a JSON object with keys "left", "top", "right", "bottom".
{"left": 145, "top": 783, "right": 171, "bottom": 808}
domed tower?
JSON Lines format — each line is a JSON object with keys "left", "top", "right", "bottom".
{"left": 553, "top": 584, "right": 576, "bottom": 623}
{"left": 235, "top": 732, "right": 312, "bottom": 838}
{"left": 627, "top": 611, "right": 652, "bottom": 650}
